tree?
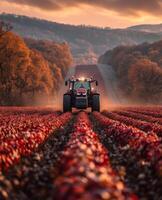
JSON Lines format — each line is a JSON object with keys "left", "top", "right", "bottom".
{"left": 0, "top": 32, "right": 54, "bottom": 105}
{"left": 99, "top": 40, "right": 162, "bottom": 104}
{"left": 0, "top": 32, "right": 31, "bottom": 104}
{"left": 25, "top": 38, "right": 73, "bottom": 78}
{"left": 128, "top": 59, "right": 162, "bottom": 103}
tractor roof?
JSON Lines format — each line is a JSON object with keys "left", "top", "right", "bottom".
{"left": 69, "top": 77, "right": 93, "bottom": 82}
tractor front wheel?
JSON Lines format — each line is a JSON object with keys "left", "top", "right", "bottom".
{"left": 63, "top": 95, "right": 72, "bottom": 112}
{"left": 92, "top": 95, "right": 100, "bottom": 112}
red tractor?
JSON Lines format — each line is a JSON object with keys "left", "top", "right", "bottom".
{"left": 63, "top": 77, "right": 100, "bottom": 112}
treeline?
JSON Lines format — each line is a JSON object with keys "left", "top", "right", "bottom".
{"left": 0, "top": 29, "right": 72, "bottom": 106}
{"left": 99, "top": 41, "right": 162, "bottom": 104}
{"left": 1, "top": 14, "right": 161, "bottom": 65}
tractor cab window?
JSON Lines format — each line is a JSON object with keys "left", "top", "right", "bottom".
{"left": 74, "top": 81, "right": 90, "bottom": 90}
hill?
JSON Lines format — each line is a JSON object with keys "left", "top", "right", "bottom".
{"left": 0, "top": 13, "right": 161, "bottom": 64}
{"left": 128, "top": 24, "right": 162, "bottom": 34}
{"left": 99, "top": 41, "right": 162, "bottom": 104}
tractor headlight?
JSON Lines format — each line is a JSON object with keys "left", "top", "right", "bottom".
{"left": 79, "top": 77, "right": 85, "bottom": 81}
{"left": 77, "top": 92, "right": 87, "bottom": 96}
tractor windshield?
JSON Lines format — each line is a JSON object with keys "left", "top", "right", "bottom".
{"left": 74, "top": 81, "right": 90, "bottom": 90}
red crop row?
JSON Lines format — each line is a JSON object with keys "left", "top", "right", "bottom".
{"left": 0, "top": 112, "right": 72, "bottom": 171}
{"left": 121, "top": 106, "right": 162, "bottom": 113}
{"left": 54, "top": 112, "right": 137, "bottom": 200}
{"left": 0, "top": 106, "right": 60, "bottom": 116}
{"left": 103, "top": 111, "right": 162, "bottom": 137}
{"left": 125, "top": 109, "right": 162, "bottom": 118}
{"left": 0, "top": 112, "right": 59, "bottom": 140}
{"left": 93, "top": 112, "right": 162, "bottom": 177}
{"left": 115, "top": 110, "right": 162, "bottom": 125}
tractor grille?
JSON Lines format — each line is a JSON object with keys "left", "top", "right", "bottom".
{"left": 75, "top": 97, "right": 88, "bottom": 109}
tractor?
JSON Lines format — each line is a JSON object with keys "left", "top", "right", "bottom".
{"left": 63, "top": 77, "right": 100, "bottom": 112}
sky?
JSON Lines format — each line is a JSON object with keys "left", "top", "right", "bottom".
{"left": 0, "top": 0, "right": 162, "bottom": 28}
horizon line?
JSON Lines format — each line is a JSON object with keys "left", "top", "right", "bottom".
{"left": 1, "top": 12, "right": 162, "bottom": 30}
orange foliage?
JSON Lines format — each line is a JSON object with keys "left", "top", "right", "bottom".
{"left": 128, "top": 59, "right": 162, "bottom": 103}
{"left": 0, "top": 32, "right": 72, "bottom": 105}
{"left": 99, "top": 41, "right": 162, "bottom": 104}
{"left": 25, "top": 38, "right": 73, "bottom": 76}
{"left": 25, "top": 38, "right": 73, "bottom": 91}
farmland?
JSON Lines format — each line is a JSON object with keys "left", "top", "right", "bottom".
{"left": 0, "top": 106, "right": 162, "bottom": 200}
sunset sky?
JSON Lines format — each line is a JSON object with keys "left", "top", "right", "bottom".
{"left": 0, "top": 0, "right": 162, "bottom": 28}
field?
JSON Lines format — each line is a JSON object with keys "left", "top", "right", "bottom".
{"left": 0, "top": 106, "right": 162, "bottom": 200}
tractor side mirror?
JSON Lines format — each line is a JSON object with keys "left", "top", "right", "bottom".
{"left": 65, "top": 81, "right": 68, "bottom": 86}
{"left": 96, "top": 81, "right": 98, "bottom": 86}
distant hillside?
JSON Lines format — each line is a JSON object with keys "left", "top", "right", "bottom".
{"left": 99, "top": 41, "right": 162, "bottom": 104}
{"left": 128, "top": 24, "right": 162, "bottom": 34}
{"left": 0, "top": 13, "right": 161, "bottom": 64}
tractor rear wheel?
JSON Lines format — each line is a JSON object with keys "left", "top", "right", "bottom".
{"left": 63, "top": 95, "right": 72, "bottom": 112}
{"left": 92, "top": 95, "right": 100, "bottom": 112}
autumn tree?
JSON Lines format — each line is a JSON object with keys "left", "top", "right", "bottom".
{"left": 25, "top": 38, "right": 73, "bottom": 77}
{"left": 25, "top": 38, "right": 73, "bottom": 92}
{"left": 0, "top": 32, "right": 31, "bottom": 104}
{"left": 0, "top": 30, "right": 73, "bottom": 105}
{"left": 99, "top": 40, "right": 162, "bottom": 104}
{"left": 0, "top": 32, "right": 54, "bottom": 105}
{"left": 23, "top": 50, "right": 53, "bottom": 101}
{"left": 128, "top": 59, "right": 162, "bottom": 103}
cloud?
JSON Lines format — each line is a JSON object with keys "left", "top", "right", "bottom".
{"left": 2, "top": 0, "right": 162, "bottom": 16}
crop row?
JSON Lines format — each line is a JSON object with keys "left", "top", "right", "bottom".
{"left": 93, "top": 112, "right": 162, "bottom": 178}
{"left": 0, "top": 112, "right": 72, "bottom": 170}
{"left": 0, "top": 106, "right": 59, "bottom": 115}
{"left": 0, "top": 114, "right": 74, "bottom": 200}
{"left": 54, "top": 112, "right": 137, "bottom": 200}
{"left": 124, "top": 108, "right": 162, "bottom": 118}
{"left": 121, "top": 106, "right": 162, "bottom": 113}
{"left": 102, "top": 111, "right": 162, "bottom": 137}
{"left": 115, "top": 110, "right": 162, "bottom": 125}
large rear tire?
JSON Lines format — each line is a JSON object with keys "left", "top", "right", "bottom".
{"left": 92, "top": 95, "right": 100, "bottom": 112}
{"left": 63, "top": 95, "right": 72, "bottom": 112}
